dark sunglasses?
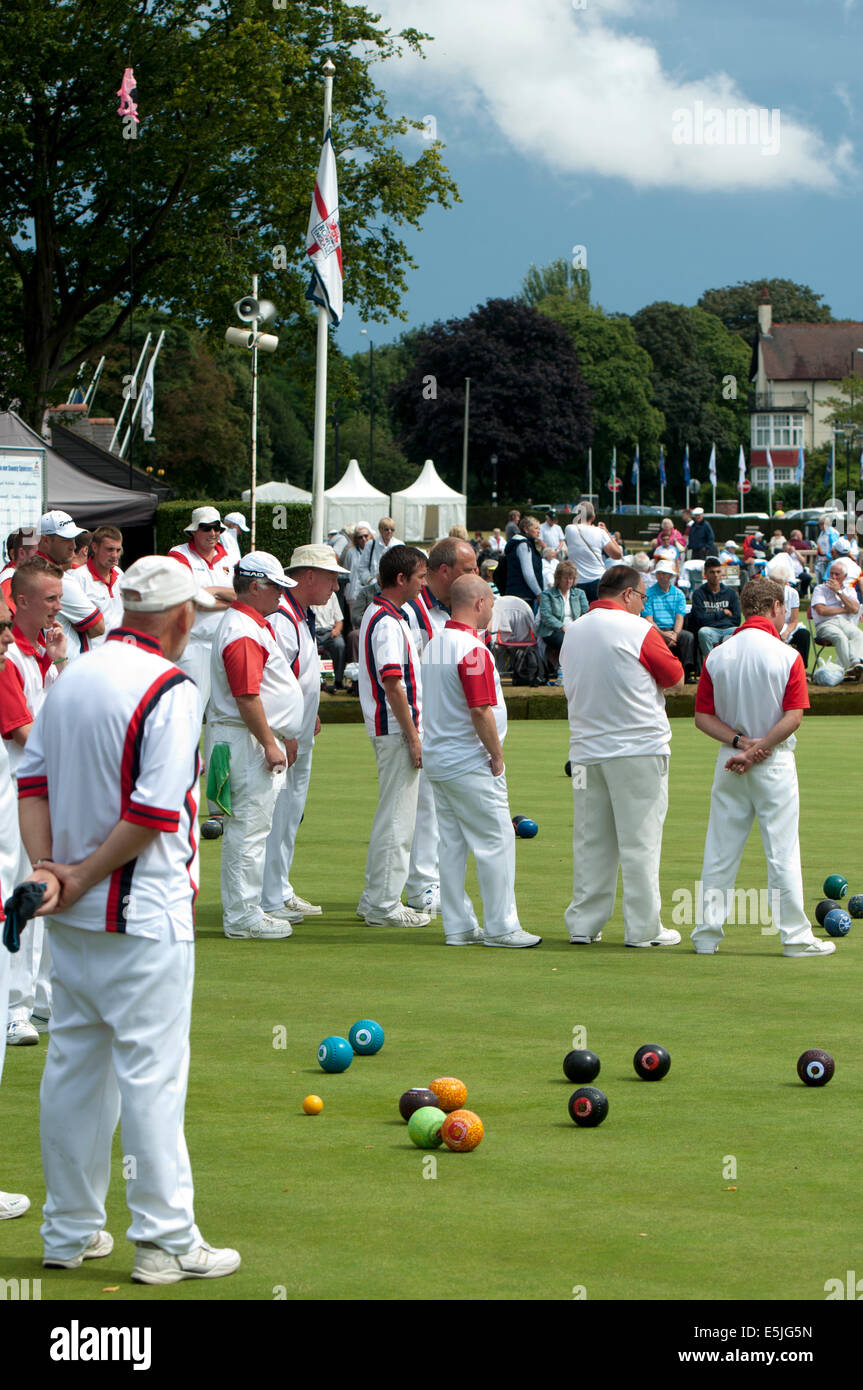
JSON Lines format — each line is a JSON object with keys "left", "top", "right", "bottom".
{"left": 197, "top": 523, "right": 222, "bottom": 533}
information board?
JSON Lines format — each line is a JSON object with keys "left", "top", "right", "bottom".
{"left": 0, "top": 447, "right": 45, "bottom": 553}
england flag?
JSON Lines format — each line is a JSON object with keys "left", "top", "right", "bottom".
{"left": 305, "top": 130, "right": 343, "bottom": 325}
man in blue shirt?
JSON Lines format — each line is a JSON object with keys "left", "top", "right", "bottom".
{"left": 643, "top": 561, "right": 695, "bottom": 678}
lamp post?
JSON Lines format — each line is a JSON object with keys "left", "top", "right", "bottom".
{"left": 848, "top": 349, "right": 863, "bottom": 494}
{"left": 490, "top": 453, "right": 498, "bottom": 509}
{"left": 360, "top": 328, "right": 374, "bottom": 482}
{"left": 224, "top": 276, "right": 278, "bottom": 548}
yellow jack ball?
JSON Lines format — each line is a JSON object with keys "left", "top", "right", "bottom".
{"left": 302, "top": 1095, "right": 324, "bottom": 1115}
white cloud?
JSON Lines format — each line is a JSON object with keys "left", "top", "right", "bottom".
{"left": 375, "top": 0, "right": 852, "bottom": 192}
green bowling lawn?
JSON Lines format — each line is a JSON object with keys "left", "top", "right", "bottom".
{"left": 2, "top": 717, "right": 861, "bottom": 1302}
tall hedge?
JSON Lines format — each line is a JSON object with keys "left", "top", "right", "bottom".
{"left": 155, "top": 499, "right": 312, "bottom": 569}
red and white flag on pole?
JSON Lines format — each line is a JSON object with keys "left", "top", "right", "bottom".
{"left": 305, "top": 130, "right": 343, "bottom": 325}
{"left": 117, "top": 68, "right": 139, "bottom": 123}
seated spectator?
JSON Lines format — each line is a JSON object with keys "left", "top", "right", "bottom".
{"left": 768, "top": 528, "right": 787, "bottom": 555}
{"left": 312, "top": 586, "right": 346, "bottom": 689}
{"left": 488, "top": 528, "right": 506, "bottom": 554}
{"left": 742, "top": 530, "right": 768, "bottom": 571}
{"left": 541, "top": 547, "right": 559, "bottom": 589}
{"left": 814, "top": 514, "right": 840, "bottom": 581}
{"left": 651, "top": 542, "right": 680, "bottom": 576}
{"left": 788, "top": 528, "right": 816, "bottom": 564}
{"left": 811, "top": 561, "right": 863, "bottom": 678}
{"left": 783, "top": 542, "right": 812, "bottom": 600}
{"left": 651, "top": 517, "right": 686, "bottom": 555}
{"left": 537, "top": 560, "right": 588, "bottom": 677}
{"left": 480, "top": 559, "right": 500, "bottom": 596}
{"left": 767, "top": 554, "right": 810, "bottom": 667}
{"left": 691, "top": 557, "right": 741, "bottom": 658}
{"left": 448, "top": 525, "right": 470, "bottom": 542}
{"left": 642, "top": 560, "right": 696, "bottom": 679}
{"left": 631, "top": 551, "right": 653, "bottom": 584}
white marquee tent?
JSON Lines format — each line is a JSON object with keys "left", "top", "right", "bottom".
{"left": 324, "top": 458, "right": 389, "bottom": 534}
{"left": 241, "top": 479, "right": 312, "bottom": 504}
{"left": 391, "top": 459, "right": 466, "bottom": 541}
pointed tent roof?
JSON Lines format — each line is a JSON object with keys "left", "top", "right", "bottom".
{"left": 324, "top": 457, "right": 388, "bottom": 504}
{"left": 242, "top": 479, "right": 312, "bottom": 503}
{"left": 392, "top": 458, "right": 466, "bottom": 503}
{"left": 0, "top": 411, "right": 157, "bottom": 527}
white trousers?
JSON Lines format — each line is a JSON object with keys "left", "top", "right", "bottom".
{"left": 692, "top": 748, "right": 816, "bottom": 951}
{"left": 262, "top": 740, "right": 314, "bottom": 913}
{"left": 814, "top": 616, "right": 863, "bottom": 671}
{"left": 405, "top": 770, "right": 440, "bottom": 899}
{"left": 565, "top": 755, "right": 669, "bottom": 944}
{"left": 430, "top": 768, "right": 520, "bottom": 940}
{"left": 41, "top": 922, "right": 201, "bottom": 1259}
{"left": 359, "top": 735, "right": 420, "bottom": 919}
{"left": 214, "top": 723, "right": 284, "bottom": 931}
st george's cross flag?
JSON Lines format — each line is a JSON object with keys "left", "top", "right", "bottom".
{"left": 305, "top": 130, "right": 343, "bottom": 325}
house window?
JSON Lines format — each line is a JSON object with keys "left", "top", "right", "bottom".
{"left": 753, "top": 466, "right": 795, "bottom": 485}
{"left": 750, "top": 414, "right": 804, "bottom": 448}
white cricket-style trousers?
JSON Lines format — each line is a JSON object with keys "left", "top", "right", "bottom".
{"left": 565, "top": 754, "right": 669, "bottom": 944}
{"left": 691, "top": 747, "right": 817, "bottom": 951}
{"left": 430, "top": 767, "right": 521, "bottom": 941}
{"left": 813, "top": 616, "right": 863, "bottom": 670}
{"left": 213, "top": 723, "right": 284, "bottom": 932}
{"left": 40, "top": 922, "right": 201, "bottom": 1260}
{"left": 262, "top": 739, "right": 314, "bottom": 913}
{"left": 359, "top": 734, "right": 421, "bottom": 920}
{"left": 405, "top": 769, "right": 440, "bottom": 900}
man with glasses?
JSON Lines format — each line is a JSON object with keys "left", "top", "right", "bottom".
{"left": 560, "top": 564, "right": 684, "bottom": 948}
{"left": 169, "top": 508, "right": 235, "bottom": 708}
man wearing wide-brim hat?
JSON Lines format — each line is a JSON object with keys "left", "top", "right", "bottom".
{"left": 168, "top": 508, "right": 235, "bottom": 709}
{"left": 262, "top": 545, "right": 349, "bottom": 923}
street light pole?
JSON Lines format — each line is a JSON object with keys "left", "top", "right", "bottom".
{"left": 490, "top": 453, "right": 498, "bottom": 509}
{"left": 360, "top": 328, "right": 374, "bottom": 482}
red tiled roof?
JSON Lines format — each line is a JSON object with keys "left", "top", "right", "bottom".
{"left": 761, "top": 323, "right": 863, "bottom": 381}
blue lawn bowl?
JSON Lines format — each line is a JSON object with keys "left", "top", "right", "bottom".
{"left": 847, "top": 895, "right": 863, "bottom": 919}
{"left": 348, "top": 1019, "right": 385, "bottom": 1055}
{"left": 512, "top": 816, "right": 539, "bottom": 839}
{"left": 317, "top": 1036, "right": 353, "bottom": 1073}
{"left": 824, "top": 909, "right": 852, "bottom": 939}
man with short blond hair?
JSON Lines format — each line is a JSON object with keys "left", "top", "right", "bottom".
{"left": 77, "top": 525, "right": 124, "bottom": 644}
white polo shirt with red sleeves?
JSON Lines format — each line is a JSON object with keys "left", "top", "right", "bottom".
{"left": 16, "top": 628, "right": 202, "bottom": 939}
{"left": 209, "top": 601, "right": 303, "bottom": 741}
{"left": 403, "top": 583, "right": 450, "bottom": 655}
{"left": 359, "top": 596, "right": 422, "bottom": 738}
{"left": 560, "top": 600, "right": 683, "bottom": 764}
{"left": 168, "top": 538, "right": 235, "bottom": 643}
{"left": 695, "top": 615, "right": 809, "bottom": 748}
{"left": 35, "top": 553, "right": 103, "bottom": 661}
{"left": 76, "top": 558, "right": 125, "bottom": 645}
{"left": 421, "top": 620, "right": 506, "bottom": 780}
{"left": 0, "top": 627, "right": 59, "bottom": 776}
{"left": 270, "top": 591, "right": 319, "bottom": 745}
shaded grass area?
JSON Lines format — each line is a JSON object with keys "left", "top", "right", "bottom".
{"left": 2, "top": 718, "right": 860, "bottom": 1301}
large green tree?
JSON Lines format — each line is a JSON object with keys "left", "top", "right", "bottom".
{"left": 698, "top": 278, "right": 833, "bottom": 340}
{"left": 0, "top": 0, "right": 458, "bottom": 422}
{"left": 387, "top": 298, "right": 593, "bottom": 502}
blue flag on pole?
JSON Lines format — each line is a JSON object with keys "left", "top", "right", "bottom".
{"left": 683, "top": 444, "right": 690, "bottom": 486}
{"left": 795, "top": 446, "right": 805, "bottom": 485}
{"left": 823, "top": 443, "right": 834, "bottom": 490}
{"left": 631, "top": 444, "right": 639, "bottom": 482}
{"left": 659, "top": 446, "right": 666, "bottom": 486}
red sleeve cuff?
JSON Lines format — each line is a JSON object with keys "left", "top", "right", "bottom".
{"left": 17, "top": 775, "right": 48, "bottom": 799}
{"left": 694, "top": 667, "right": 715, "bottom": 714}
{"left": 75, "top": 607, "right": 103, "bottom": 634}
{"left": 124, "top": 801, "right": 181, "bottom": 832}
{"left": 379, "top": 663, "right": 403, "bottom": 679}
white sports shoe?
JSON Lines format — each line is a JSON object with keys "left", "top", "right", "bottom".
{"left": 446, "top": 928, "right": 484, "bottom": 945}
{"left": 483, "top": 929, "right": 542, "bottom": 948}
{"left": 6, "top": 1019, "right": 39, "bottom": 1046}
{"left": 0, "top": 1191, "right": 30, "bottom": 1220}
{"left": 224, "top": 916, "right": 293, "bottom": 939}
{"left": 626, "top": 927, "right": 682, "bottom": 948}
{"left": 364, "top": 905, "right": 431, "bottom": 927}
{"left": 406, "top": 883, "right": 441, "bottom": 915}
{"left": 265, "top": 906, "right": 304, "bottom": 923}
{"left": 44, "top": 1229, "right": 114, "bottom": 1268}
{"left": 285, "top": 894, "right": 322, "bottom": 916}
{"left": 569, "top": 932, "right": 602, "bottom": 944}
{"left": 783, "top": 939, "right": 836, "bottom": 958}
{"left": 131, "top": 1238, "right": 241, "bottom": 1285}
{"left": 31, "top": 1012, "right": 51, "bottom": 1034}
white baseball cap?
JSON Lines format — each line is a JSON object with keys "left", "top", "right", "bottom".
{"left": 833, "top": 537, "right": 852, "bottom": 555}
{"left": 287, "top": 543, "right": 349, "bottom": 575}
{"left": 724, "top": 539, "right": 738, "bottom": 550}
{"left": 691, "top": 506, "right": 705, "bottom": 517}
{"left": 236, "top": 551, "right": 297, "bottom": 588}
{"left": 120, "top": 556, "right": 220, "bottom": 612}
{"left": 184, "top": 506, "right": 225, "bottom": 533}
{"left": 39, "top": 510, "right": 86, "bottom": 540}
{"left": 654, "top": 560, "right": 678, "bottom": 575}
{"left": 224, "top": 512, "right": 250, "bottom": 532}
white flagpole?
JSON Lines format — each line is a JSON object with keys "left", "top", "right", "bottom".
{"left": 250, "top": 274, "right": 259, "bottom": 548}
{"left": 310, "top": 60, "right": 335, "bottom": 545}
{"left": 461, "top": 377, "right": 470, "bottom": 496}
{"left": 588, "top": 446, "right": 592, "bottom": 504}
{"left": 119, "top": 330, "right": 164, "bottom": 457}
{"left": 635, "top": 444, "right": 640, "bottom": 514}
{"left": 110, "top": 332, "right": 151, "bottom": 453}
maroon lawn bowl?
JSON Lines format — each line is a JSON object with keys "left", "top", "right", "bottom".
{"left": 398, "top": 1088, "right": 439, "bottom": 1122}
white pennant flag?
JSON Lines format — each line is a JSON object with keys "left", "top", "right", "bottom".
{"left": 766, "top": 445, "right": 775, "bottom": 489}
{"left": 708, "top": 442, "right": 717, "bottom": 486}
{"left": 305, "top": 130, "right": 343, "bottom": 326}
{"left": 737, "top": 445, "right": 746, "bottom": 488}
{"left": 141, "top": 354, "right": 155, "bottom": 441}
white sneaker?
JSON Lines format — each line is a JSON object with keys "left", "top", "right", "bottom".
{"left": 131, "top": 1238, "right": 241, "bottom": 1285}
{"left": 446, "top": 928, "right": 484, "bottom": 945}
{"left": 569, "top": 932, "right": 602, "bottom": 944}
{"left": 285, "top": 894, "right": 322, "bottom": 916}
{"left": 483, "top": 929, "right": 542, "bottom": 948}
{"left": 224, "top": 916, "right": 293, "bottom": 939}
{"left": 406, "top": 883, "right": 441, "bottom": 915}
{"left": 265, "top": 906, "right": 304, "bottom": 923}
{"left": 364, "top": 905, "right": 431, "bottom": 927}
{"left": 626, "top": 927, "right": 682, "bottom": 948}
{"left": 6, "top": 1019, "right": 39, "bottom": 1046}
{"left": 31, "top": 1012, "right": 51, "bottom": 1034}
{"left": 783, "top": 939, "right": 836, "bottom": 958}
{"left": 0, "top": 1191, "right": 30, "bottom": 1220}
{"left": 44, "top": 1229, "right": 113, "bottom": 1268}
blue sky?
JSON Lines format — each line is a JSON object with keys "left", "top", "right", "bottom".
{"left": 337, "top": 0, "right": 862, "bottom": 357}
